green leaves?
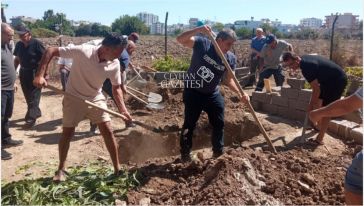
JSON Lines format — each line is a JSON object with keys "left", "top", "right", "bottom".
{"left": 152, "top": 55, "right": 190, "bottom": 72}
{"left": 1, "top": 163, "right": 140, "bottom": 205}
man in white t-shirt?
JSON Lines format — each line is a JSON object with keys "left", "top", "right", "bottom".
{"left": 57, "top": 42, "right": 74, "bottom": 91}
{"left": 33, "top": 33, "right": 133, "bottom": 181}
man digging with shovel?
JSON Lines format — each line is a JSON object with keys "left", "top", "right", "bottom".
{"left": 177, "top": 26, "right": 249, "bottom": 161}
{"left": 33, "top": 33, "right": 133, "bottom": 181}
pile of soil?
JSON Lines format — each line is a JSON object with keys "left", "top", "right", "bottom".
{"left": 125, "top": 145, "right": 353, "bottom": 205}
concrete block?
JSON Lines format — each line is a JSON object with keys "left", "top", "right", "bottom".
{"left": 281, "top": 86, "right": 300, "bottom": 99}
{"left": 337, "top": 120, "right": 360, "bottom": 139}
{"left": 272, "top": 95, "right": 288, "bottom": 107}
{"left": 262, "top": 103, "right": 279, "bottom": 115}
{"left": 251, "top": 100, "right": 262, "bottom": 111}
{"left": 287, "top": 78, "right": 306, "bottom": 89}
{"left": 350, "top": 127, "right": 363, "bottom": 144}
{"left": 298, "top": 89, "right": 312, "bottom": 102}
{"left": 277, "top": 106, "right": 290, "bottom": 118}
{"left": 341, "top": 111, "right": 363, "bottom": 124}
{"left": 288, "top": 99, "right": 298, "bottom": 109}
{"left": 296, "top": 100, "right": 309, "bottom": 111}
{"left": 252, "top": 91, "right": 268, "bottom": 103}
{"left": 235, "top": 67, "right": 250, "bottom": 77}
{"left": 328, "top": 120, "right": 341, "bottom": 134}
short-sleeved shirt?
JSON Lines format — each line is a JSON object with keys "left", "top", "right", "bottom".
{"left": 186, "top": 36, "right": 236, "bottom": 94}
{"left": 1, "top": 44, "right": 17, "bottom": 90}
{"left": 251, "top": 36, "right": 266, "bottom": 54}
{"left": 13, "top": 38, "right": 45, "bottom": 70}
{"left": 119, "top": 49, "right": 129, "bottom": 71}
{"left": 59, "top": 45, "right": 121, "bottom": 101}
{"left": 300, "top": 55, "right": 347, "bottom": 85}
{"left": 260, "top": 40, "right": 290, "bottom": 68}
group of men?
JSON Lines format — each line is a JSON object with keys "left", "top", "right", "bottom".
{"left": 1, "top": 23, "right": 362, "bottom": 204}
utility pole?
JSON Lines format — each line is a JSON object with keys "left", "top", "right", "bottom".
{"left": 330, "top": 13, "right": 339, "bottom": 60}
{"left": 164, "top": 12, "right": 168, "bottom": 59}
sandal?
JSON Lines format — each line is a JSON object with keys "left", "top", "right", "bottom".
{"left": 53, "top": 169, "right": 69, "bottom": 182}
{"left": 307, "top": 138, "right": 324, "bottom": 145}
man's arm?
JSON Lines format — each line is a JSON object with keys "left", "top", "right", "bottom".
{"left": 33, "top": 47, "right": 60, "bottom": 88}
{"left": 176, "top": 25, "right": 212, "bottom": 48}
{"left": 112, "top": 85, "right": 132, "bottom": 122}
{"left": 14, "top": 56, "right": 20, "bottom": 70}
{"left": 309, "top": 94, "right": 362, "bottom": 125}
{"left": 308, "top": 79, "right": 321, "bottom": 111}
{"left": 224, "top": 71, "right": 249, "bottom": 104}
{"left": 287, "top": 44, "right": 293, "bottom": 52}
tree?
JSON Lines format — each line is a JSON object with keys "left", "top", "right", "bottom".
{"left": 75, "top": 24, "right": 92, "bottom": 36}
{"left": 212, "top": 22, "right": 224, "bottom": 32}
{"left": 174, "top": 28, "right": 183, "bottom": 36}
{"left": 90, "top": 23, "right": 111, "bottom": 36}
{"left": 235, "top": 28, "right": 251, "bottom": 39}
{"left": 111, "top": 15, "right": 149, "bottom": 35}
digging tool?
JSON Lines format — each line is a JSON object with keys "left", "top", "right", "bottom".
{"left": 206, "top": 31, "right": 277, "bottom": 154}
{"left": 126, "top": 88, "right": 165, "bottom": 110}
{"left": 46, "top": 85, "right": 128, "bottom": 120}
{"left": 300, "top": 113, "right": 309, "bottom": 143}
{"left": 126, "top": 86, "right": 163, "bottom": 103}
{"left": 140, "top": 65, "right": 158, "bottom": 72}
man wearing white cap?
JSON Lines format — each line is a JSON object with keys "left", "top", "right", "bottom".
{"left": 246, "top": 28, "right": 265, "bottom": 87}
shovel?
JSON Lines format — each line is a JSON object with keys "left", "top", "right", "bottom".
{"left": 126, "top": 89, "right": 165, "bottom": 110}
{"left": 126, "top": 86, "right": 162, "bottom": 103}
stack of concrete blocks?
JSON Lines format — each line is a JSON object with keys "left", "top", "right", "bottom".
{"left": 251, "top": 78, "right": 363, "bottom": 144}
{"left": 251, "top": 78, "right": 310, "bottom": 122}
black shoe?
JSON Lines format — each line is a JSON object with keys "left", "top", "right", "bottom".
{"left": 125, "top": 120, "right": 136, "bottom": 128}
{"left": 212, "top": 151, "right": 223, "bottom": 158}
{"left": 89, "top": 124, "right": 100, "bottom": 135}
{"left": 2, "top": 139, "right": 23, "bottom": 148}
{"left": 1, "top": 149, "right": 12, "bottom": 160}
{"left": 181, "top": 153, "right": 192, "bottom": 162}
{"left": 25, "top": 119, "right": 36, "bottom": 128}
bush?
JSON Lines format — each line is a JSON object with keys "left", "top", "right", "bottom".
{"left": 152, "top": 55, "right": 190, "bottom": 72}
{"left": 31, "top": 28, "right": 58, "bottom": 38}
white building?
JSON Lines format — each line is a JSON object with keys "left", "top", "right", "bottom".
{"left": 300, "top": 18, "right": 323, "bottom": 29}
{"left": 136, "top": 12, "right": 159, "bottom": 27}
{"left": 325, "top": 13, "right": 359, "bottom": 29}
{"left": 150, "top": 22, "right": 165, "bottom": 35}
{"left": 10, "top": 16, "right": 37, "bottom": 27}
{"left": 234, "top": 20, "right": 262, "bottom": 30}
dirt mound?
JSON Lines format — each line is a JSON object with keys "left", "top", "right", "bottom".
{"left": 125, "top": 145, "right": 351, "bottom": 205}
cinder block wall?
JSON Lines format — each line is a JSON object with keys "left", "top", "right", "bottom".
{"left": 250, "top": 78, "right": 363, "bottom": 144}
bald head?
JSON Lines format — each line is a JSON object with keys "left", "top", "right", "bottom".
{"left": 1, "top": 23, "right": 14, "bottom": 45}
{"left": 126, "top": 40, "right": 136, "bottom": 55}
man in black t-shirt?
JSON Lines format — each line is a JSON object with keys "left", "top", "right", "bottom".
{"left": 13, "top": 23, "right": 45, "bottom": 127}
{"left": 1, "top": 23, "right": 24, "bottom": 160}
{"left": 282, "top": 51, "right": 347, "bottom": 144}
{"left": 176, "top": 26, "right": 249, "bottom": 161}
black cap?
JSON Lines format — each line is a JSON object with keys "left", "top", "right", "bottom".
{"left": 14, "top": 23, "right": 30, "bottom": 35}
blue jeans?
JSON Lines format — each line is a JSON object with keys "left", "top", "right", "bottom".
{"left": 180, "top": 89, "right": 225, "bottom": 156}
{"left": 345, "top": 151, "right": 363, "bottom": 194}
{"left": 255, "top": 66, "right": 285, "bottom": 91}
{"left": 1, "top": 90, "right": 14, "bottom": 142}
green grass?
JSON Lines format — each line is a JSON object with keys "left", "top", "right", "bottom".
{"left": 1, "top": 162, "right": 140, "bottom": 205}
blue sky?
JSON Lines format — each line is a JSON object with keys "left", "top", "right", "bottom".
{"left": 4, "top": 0, "right": 363, "bottom": 26}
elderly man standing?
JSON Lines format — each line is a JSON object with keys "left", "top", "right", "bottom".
{"left": 246, "top": 28, "right": 265, "bottom": 87}
{"left": 13, "top": 23, "right": 45, "bottom": 127}
{"left": 176, "top": 26, "right": 249, "bottom": 161}
{"left": 33, "top": 33, "right": 133, "bottom": 181}
{"left": 1, "top": 23, "right": 23, "bottom": 160}
{"left": 255, "top": 34, "right": 293, "bottom": 91}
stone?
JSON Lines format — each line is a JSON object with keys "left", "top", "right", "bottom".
{"left": 337, "top": 120, "right": 360, "bottom": 139}
{"left": 328, "top": 120, "right": 341, "bottom": 134}
{"left": 262, "top": 104, "right": 279, "bottom": 115}
{"left": 295, "top": 100, "right": 309, "bottom": 111}
{"left": 252, "top": 91, "right": 268, "bottom": 103}
{"left": 301, "top": 173, "right": 316, "bottom": 186}
{"left": 281, "top": 86, "right": 299, "bottom": 99}
{"left": 350, "top": 127, "right": 363, "bottom": 144}
{"left": 139, "top": 197, "right": 151, "bottom": 206}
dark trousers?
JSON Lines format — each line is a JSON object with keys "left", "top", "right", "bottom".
{"left": 19, "top": 69, "right": 42, "bottom": 121}
{"left": 255, "top": 66, "right": 285, "bottom": 91}
{"left": 1, "top": 90, "right": 14, "bottom": 142}
{"left": 180, "top": 89, "right": 225, "bottom": 155}
{"left": 247, "top": 54, "right": 261, "bottom": 86}
{"left": 102, "top": 79, "right": 114, "bottom": 101}
{"left": 60, "top": 68, "right": 70, "bottom": 91}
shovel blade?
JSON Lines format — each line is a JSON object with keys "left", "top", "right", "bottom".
{"left": 147, "top": 92, "right": 163, "bottom": 103}
{"left": 146, "top": 103, "right": 165, "bottom": 110}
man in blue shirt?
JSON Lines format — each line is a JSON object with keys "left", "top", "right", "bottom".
{"left": 246, "top": 28, "right": 265, "bottom": 87}
{"left": 176, "top": 26, "right": 249, "bottom": 161}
